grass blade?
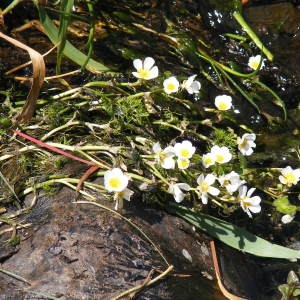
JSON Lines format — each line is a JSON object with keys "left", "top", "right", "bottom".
{"left": 37, "top": 5, "right": 111, "bottom": 73}
{"left": 167, "top": 203, "right": 300, "bottom": 259}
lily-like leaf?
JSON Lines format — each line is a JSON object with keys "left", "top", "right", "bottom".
{"left": 167, "top": 203, "right": 300, "bottom": 259}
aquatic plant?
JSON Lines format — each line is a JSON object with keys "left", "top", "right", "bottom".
{"left": 0, "top": 0, "right": 299, "bottom": 265}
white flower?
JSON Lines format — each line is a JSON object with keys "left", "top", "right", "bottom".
{"left": 202, "top": 152, "right": 216, "bottom": 168}
{"left": 163, "top": 76, "right": 180, "bottom": 94}
{"left": 210, "top": 145, "right": 232, "bottom": 164}
{"left": 196, "top": 174, "right": 220, "bottom": 204}
{"left": 214, "top": 95, "right": 232, "bottom": 111}
{"left": 279, "top": 166, "right": 300, "bottom": 187}
{"left": 168, "top": 183, "right": 191, "bottom": 203}
{"left": 182, "top": 75, "right": 201, "bottom": 94}
{"left": 132, "top": 57, "right": 159, "bottom": 80}
{"left": 152, "top": 142, "right": 175, "bottom": 169}
{"left": 218, "top": 171, "right": 246, "bottom": 195}
{"left": 281, "top": 214, "right": 295, "bottom": 224}
{"left": 173, "top": 140, "right": 195, "bottom": 170}
{"left": 237, "top": 185, "right": 261, "bottom": 218}
{"left": 248, "top": 55, "right": 265, "bottom": 70}
{"left": 104, "top": 168, "right": 129, "bottom": 192}
{"left": 174, "top": 140, "right": 196, "bottom": 160}
{"left": 177, "top": 158, "right": 190, "bottom": 170}
{"left": 104, "top": 168, "right": 134, "bottom": 210}
{"left": 237, "top": 133, "right": 256, "bottom": 156}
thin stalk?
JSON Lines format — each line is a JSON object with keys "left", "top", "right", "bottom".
{"left": 76, "top": 200, "right": 171, "bottom": 267}
{"left": 233, "top": 11, "right": 273, "bottom": 61}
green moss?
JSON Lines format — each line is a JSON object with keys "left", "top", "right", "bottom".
{"left": 43, "top": 101, "right": 71, "bottom": 128}
{"left": 210, "top": 127, "right": 237, "bottom": 153}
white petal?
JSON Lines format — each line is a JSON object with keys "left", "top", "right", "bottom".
{"left": 163, "top": 146, "right": 175, "bottom": 155}
{"left": 279, "top": 175, "right": 286, "bottom": 184}
{"left": 148, "top": 66, "right": 159, "bottom": 79}
{"left": 187, "top": 81, "right": 201, "bottom": 94}
{"left": 143, "top": 57, "right": 155, "bottom": 69}
{"left": 250, "top": 196, "right": 261, "bottom": 205}
{"left": 205, "top": 174, "right": 216, "bottom": 185}
{"left": 208, "top": 186, "right": 220, "bottom": 196}
{"left": 188, "top": 74, "right": 197, "bottom": 82}
{"left": 123, "top": 188, "right": 134, "bottom": 201}
{"left": 161, "top": 157, "right": 175, "bottom": 169}
{"left": 132, "top": 71, "right": 141, "bottom": 78}
{"left": 177, "top": 183, "right": 191, "bottom": 191}
{"left": 210, "top": 145, "right": 220, "bottom": 153}
{"left": 245, "top": 209, "right": 253, "bottom": 218}
{"left": 281, "top": 214, "right": 295, "bottom": 224}
{"left": 152, "top": 142, "right": 161, "bottom": 153}
{"left": 238, "top": 185, "right": 247, "bottom": 197}
{"left": 174, "top": 186, "right": 185, "bottom": 203}
{"left": 244, "top": 133, "right": 256, "bottom": 141}
{"left": 249, "top": 205, "right": 261, "bottom": 213}
{"left": 197, "top": 174, "right": 205, "bottom": 185}
{"left": 247, "top": 187, "right": 256, "bottom": 197}
{"left": 294, "top": 169, "right": 300, "bottom": 176}
{"left": 133, "top": 59, "right": 142, "bottom": 70}
{"left": 244, "top": 148, "right": 254, "bottom": 156}
{"left": 226, "top": 184, "right": 239, "bottom": 194}
{"left": 168, "top": 184, "right": 175, "bottom": 194}
{"left": 201, "top": 193, "right": 208, "bottom": 204}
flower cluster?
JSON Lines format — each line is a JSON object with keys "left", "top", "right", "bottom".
{"left": 150, "top": 137, "right": 261, "bottom": 217}
{"left": 202, "top": 145, "right": 232, "bottom": 168}
{"left": 100, "top": 56, "right": 297, "bottom": 224}
{"left": 153, "top": 140, "right": 196, "bottom": 170}
{"left": 132, "top": 57, "right": 201, "bottom": 95}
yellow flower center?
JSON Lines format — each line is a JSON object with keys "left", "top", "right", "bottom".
{"left": 238, "top": 139, "right": 248, "bottom": 149}
{"left": 215, "top": 154, "right": 224, "bottom": 163}
{"left": 166, "top": 83, "right": 176, "bottom": 91}
{"left": 240, "top": 196, "right": 250, "bottom": 208}
{"left": 200, "top": 182, "right": 209, "bottom": 193}
{"left": 108, "top": 177, "right": 122, "bottom": 189}
{"left": 158, "top": 152, "right": 167, "bottom": 163}
{"left": 204, "top": 157, "right": 213, "bottom": 165}
{"left": 179, "top": 148, "right": 190, "bottom": 158}
{"left": 284, "top": 173, "right": 296, "bottom": 185}
{"left": 178, "top": 159, "right": 189, "bottom": 169}
{"left": 138, "top": 68, "right": 150, "bottom": 79}
{"left": 250, "top": 61, "right": 259, "bottom": 70}
{"left": 218, "top": 101, "right": 228, "bottom": 110}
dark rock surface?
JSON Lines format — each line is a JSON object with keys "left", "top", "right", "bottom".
{"left": 0, "top": 187, "right": 226, "bottom": 300}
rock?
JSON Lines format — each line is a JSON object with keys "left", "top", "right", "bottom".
{"left": 0, "top": 187, "right": 225, "bottom": 300}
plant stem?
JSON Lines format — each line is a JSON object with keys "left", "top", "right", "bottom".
{"left": 233, "top": 11, "right": 274, "bottom": 61}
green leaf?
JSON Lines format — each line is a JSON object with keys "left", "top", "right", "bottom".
{"left": 278, "top": 284, "right": 290, "bottom": 298}
{"left": 56, "top": 0, "right": 75, "bottom": 74}
{"left": 167, "top": 203, "right": 300, "bottom": 259}
{"left": 36, "top": 5, "right": 111, "bottom": 73}
{"left": 293, "top": 288, "right": 300, "bottom": 297}
{"left": 273, "top": 196, "right": 297, "bottom": 214}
